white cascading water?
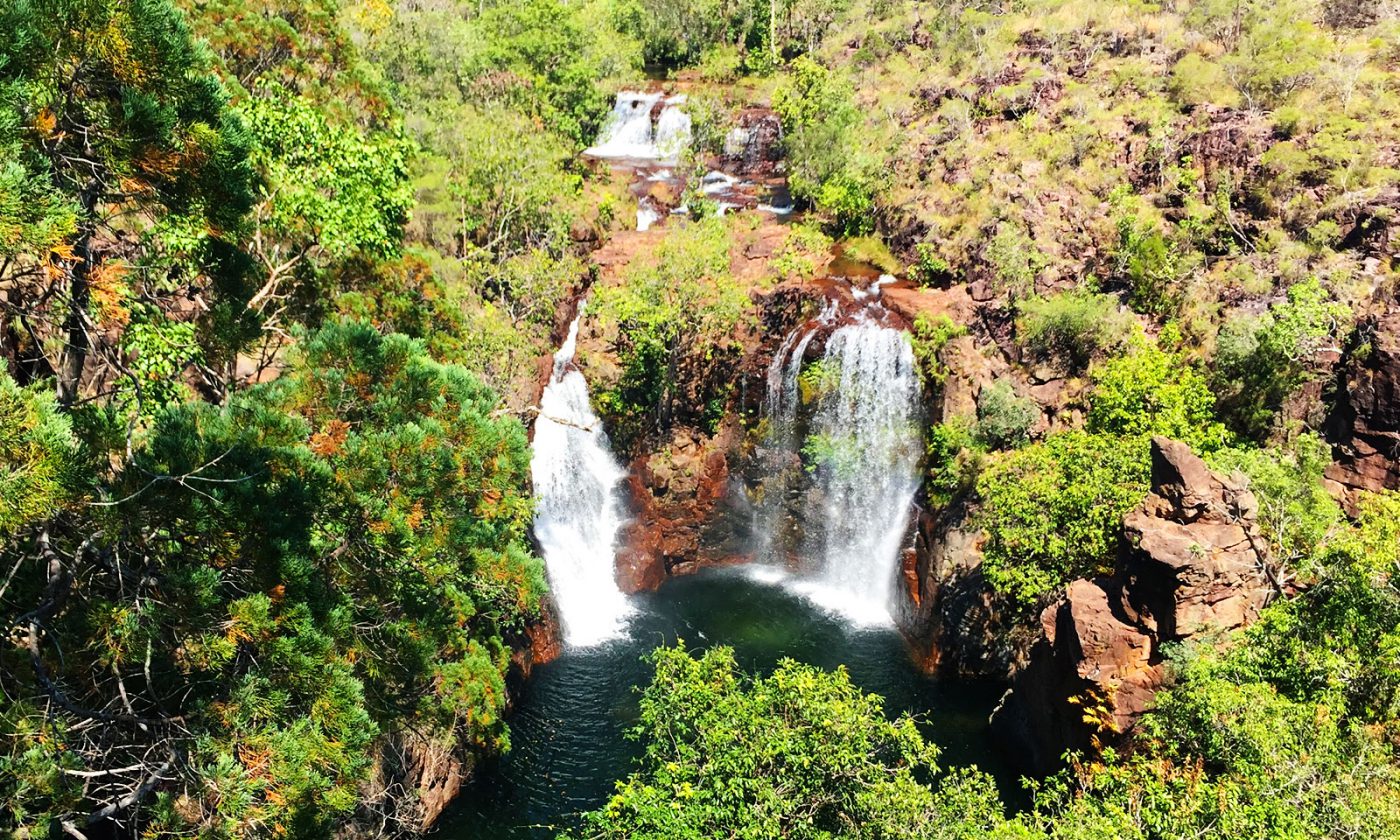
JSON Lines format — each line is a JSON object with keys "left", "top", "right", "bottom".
{"left": 586, "top": 92, "right": 690, "bottom": 162}
{"left": 531, "top": 307, "right": 633, "bottom": 646}
{"left": 654, "top": 101, "right": 692, "bottom": 161}
{"left": 799, "top": 317, "right": 922, "bottom": 624}
{"left": 748, "top": 290, "right": 921, "bottom": 625}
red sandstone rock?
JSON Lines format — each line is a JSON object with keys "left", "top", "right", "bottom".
{"left": 991, "top": 437, "right": 1275, "bottom": 774}
{"left": 614, "top": 430, "right": 738, "bottom": 592}
{"left": 1326, "top": 307, "right": 1400, "bottom": 509}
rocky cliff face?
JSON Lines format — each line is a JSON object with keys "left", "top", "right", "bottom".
{"left": 990, "top": 437, "right": 1276, "bottom": 775}
{"left": 902, "top": 506, "right": 1039, "bottom": 678}
{"left": 1326, "top": 305, "right": 1400, "bottom": 508}
{"left": 615, "top": 425, "right": 746, "bottom": 592}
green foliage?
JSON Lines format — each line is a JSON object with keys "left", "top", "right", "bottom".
{"left": 771, "top": 222, "right": 833, "bottom": 281}
{"left": 1088, "top": 339, "right": 1230, "bottom": 452}
{"left": 1018, "top": 290, "right": 1135, "bottom": 374}
{"left": 909, "top": 313, "right": 967, "bottom": 386}
{"left": 1207, "top": 434, "right": 1341, "bottom": 570}
{"left": 0, "top": 0, "right": 256, "bottom": 402}
{"left": 910, "top": 242, "right": 953, "bottom": 287}
{"left": 1212, "top": 278, "right": 1351, "bottom": 439}
{"left": 975, "top": 432, "right": 1150, "bottom": 607}
{"left": 773, "top": 57, "right": 877, "bottom": 234}
{"left": 1168, "top": 52, "right": 1240, "bottom": 108}
{"left": 0, "top": 370, "right": 81, "bottom": 535}
{"left": 574, "top": 643, "right": 1018, "bottom": 839}
{"left": 468, "top": 0, "right": 633, "bottom": 146}
{"left": 976, "top": 379, "right": 1037, "bottom": 450}
{"left": 242, "top": 85, "right": 412, "bottom": 264}
{"left": 987, "top": 222, "right": 1047, "bottom": 300}
{"left": 1114, "top": 216, "right": 1184, "bottom": 316}
{"left": 0, "top": 323, "right": 544, "bottom": 835}
{"left": 797, "top": 359, "right": 841, "bottom": 405}
{"left": 925, "top": 418, "right": 984, "bottom": 507}
{"left": 616, "top": 0, "right": 849, "bottom": 70}
{"left": 593, "top": 218, "right": 751, "bottom": 447}
{"left": 816, "top": 173, "right": 877, "bottom": 237}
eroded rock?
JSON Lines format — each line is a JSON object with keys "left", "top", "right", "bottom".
{"left": 1326, "top": 306, "right": 1400, "bottom": 509}
{"left": 991, "top": 437, "right": 1275, "bottom": 775}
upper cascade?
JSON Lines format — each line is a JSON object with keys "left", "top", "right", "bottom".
{"left": 585, "top": 91, "right": 692, "bottom": 163}
{"left": 530, "top": 307, "right": 634, "bottom": 646}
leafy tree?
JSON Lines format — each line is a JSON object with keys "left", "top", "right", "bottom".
{"left": 414, "top": 104, "right": 581, "bottom": 259}
{"left": 619, "top": 0, "right": 758, "bottom": 67}
{"left": 0, "top": 369, "right": 81, "bottom": 534}
{"left": 1088, "top": 338, "right": 1230, "bottom": 452}
{"left": 974, "top": 432, "right": 1150, "bottom": 607}
{"left": 574, "top": 643, "right": 1024, "bottom": 839}
{"left": 0, "top": 322, "right": 544, "bottom": 835}
{"left": 468, "top": 0, "right": 632, "bottom": 145}
{"left": 593, "top": 218, "right": 750, "bottom": 446}
{"left": 237, "top": 85, "right": 412, "bottom": 342}
{"left": 772, "top": 57, "right": 874, "bottom": 235}
{"left": 1212, "top": 278, "right": 1351, "bottom": 439}
{"left": 1207, "top": 434, "right": 1341, "bottom": 575}
{"left": 0, "top": 0, "right": 256, "bottom": 404}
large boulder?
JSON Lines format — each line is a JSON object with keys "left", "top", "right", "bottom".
{"left": 1326, "top": 306, "right": 1400, "bottom": 508}
{"left": 991, "top": 438, "right": 1275, "bottom": 775}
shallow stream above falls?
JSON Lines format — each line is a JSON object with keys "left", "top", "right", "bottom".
{"left": 436, "top": 568, "right": 1017, "bottom": 839}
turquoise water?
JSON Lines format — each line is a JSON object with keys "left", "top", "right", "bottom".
{"left": 437, "top": 567, "right": 1013, "bottom": 838}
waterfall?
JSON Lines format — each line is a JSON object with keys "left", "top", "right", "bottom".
{"left": 801, "top": 317, "right": 922, "bottom": 624}
{"left": 750, "top": 293, "right": 922, "bottom": 625}
{"left": 586, "top": 92, "right": 690, "bottom": 163}
{"left": 750, "top": 300, "right": 837, "bottom": 562}
{"left": 654, "top": 101, "right": 692, "bottom": 161}
{"left": 531, "top": 308, "right": 633, "bottom": 646}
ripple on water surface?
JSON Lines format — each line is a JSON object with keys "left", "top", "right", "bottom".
{"left": 436, "top": 568, "right": 1012, "bottom": 839}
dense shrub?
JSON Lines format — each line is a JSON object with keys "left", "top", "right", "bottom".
{"left": 0, "top": 324, "right": 545, "bottom": 834}
{"left": 1087, "top": 338, "right": 1230, "bottom": 451}
{"left": 1207, "top": 433, "right": 1342, "bottom": 572}
{"left": 974, "top": 431, "right": 1150, "bottom": 607}
{"left": 976, "top": 379, "right": 1038, "bottom": 450}
{"left": 592, "top": 218, "right": 750, "bottom": 447}
{"left": 772, "top": 57, "right": 878, "bottom": 234}
{"left": 1212, "top": 278, "right": 1351, "bottom": 439}
{"left": 1018, "top": 291, "right": 1136, "bottom": 374}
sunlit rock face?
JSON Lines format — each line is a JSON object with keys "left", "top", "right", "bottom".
{"left": 993, "top": 437, "right": 1275, "bottom": 775}
{"left": 1326, "top": 306, "right": 1400, "bottom": 509}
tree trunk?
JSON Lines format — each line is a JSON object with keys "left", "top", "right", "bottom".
{"left": 57, "top": 186, "right": 99, "bottom": 406}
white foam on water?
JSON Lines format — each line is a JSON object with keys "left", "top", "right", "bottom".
{"left": 585, "top": 92, "right": 691, "bottom": 163}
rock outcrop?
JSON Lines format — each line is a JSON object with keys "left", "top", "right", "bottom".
{"left": 902, "top": 506, "right": 1037, "bottom": 678}
{"left": 721, "top": 107, "right": 784, "bottom": 177}
{"left": 991, "top": 437, "right": 1275, "bottom": 775}
{"left": 1326, "top": 306, "right": 1400, "bottom": 508}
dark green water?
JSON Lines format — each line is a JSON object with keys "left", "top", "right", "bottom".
{"left": 437, "top": 567, "right": 1013, "bottom": 838}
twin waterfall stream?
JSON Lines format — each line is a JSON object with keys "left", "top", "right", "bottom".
{"left": 532, "top": 288, "right": 922, "bottom": 646}
{"left": 446, "top": 95, "right": 1004, "bottom": 839}
{"left": 532, "top": 91, "right": 924, "bottom": 647}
